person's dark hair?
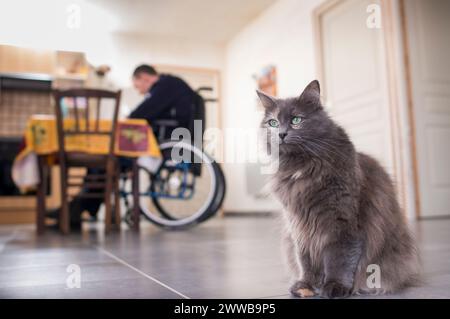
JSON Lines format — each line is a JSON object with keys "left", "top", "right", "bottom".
{"left": 133, "top": 64, "right": 158, "bottom": 77}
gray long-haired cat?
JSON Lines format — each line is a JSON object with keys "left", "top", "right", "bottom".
{"left": 258, "top": 80, "right": 420, "bottom": 298}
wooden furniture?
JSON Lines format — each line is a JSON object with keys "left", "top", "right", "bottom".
{"left": 51, "top": 89, "right": 121, "bottom": 234}
{"left": 0, "top": 46, "right": 88, "bottom": 225}
{"left": 18, "top": 116, "right": 160, "bottom": 233}
{"left": 0, "top": 45, "right": 88, "bottom": 82}
{"left": 36, "top": 155, "right": 49, "bottom": 234}
{"left": 0, "top": 45, "right": 54, "bottom": 75}
{"left": 0, "top": 74, "right": 55, "bottom": 225}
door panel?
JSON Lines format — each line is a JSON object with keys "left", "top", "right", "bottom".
{"left": 405, "top": 0, "right": 450, "bottom": 217}
{"left": 318, "top": 0, "right": 395, "bottom": 174}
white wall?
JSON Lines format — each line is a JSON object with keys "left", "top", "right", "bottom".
{"left": 222, "top": 0, "right": 324, "bottom": 212}
{"left": 79, "top": 31, "right": 225, "bottom": 117}
{"left": 0, "top": 0, "right": 225, "bottom": 114}
{"left": 104, "top": 32, "right": 224, "bottom": 115}
{"left": 108, "top": 33, "right": 224, "bottom": 86}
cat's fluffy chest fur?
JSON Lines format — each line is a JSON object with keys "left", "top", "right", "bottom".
{"left": 272, "top": 155, "right": 360, "bottom": 264}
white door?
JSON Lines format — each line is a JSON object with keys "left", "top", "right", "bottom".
{"left": 404, "top": 0, "right": 450, "bottom": 218}
{"left": 317, "top": 0, "right": 396, "bottom": 175}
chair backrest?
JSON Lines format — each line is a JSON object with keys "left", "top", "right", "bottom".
{"left": 53, "top": 88, "right": 121, "bottom": 156}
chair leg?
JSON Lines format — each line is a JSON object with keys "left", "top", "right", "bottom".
{"left": 36, "top": 156, "right": 47, "bottom": 235}
{"left": 104, "top": 161, "right": 114, "bottom": 232}
{"left": 113, "top": 165, "right": 121, "bottom": 230}
{"left": 59, "top": 166, "right": 70, "bottom": 234}
{"left": 131, "top": 159, "right": 140, "bottom": 231}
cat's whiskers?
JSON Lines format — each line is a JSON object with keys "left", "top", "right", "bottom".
{"left": 286, "top": 136, "right": 322, "bottom": 160}
{"left": 308, "top": 142, "right": 349, "bottom": 164}
{"left": 300, "top": 137, "right": 350, "bottom": 163}
{"left": 313, "top": 139, "right": 352, "bottom": 161}
{"left": 288, "top": 136, "right": 342, "bottom": 164}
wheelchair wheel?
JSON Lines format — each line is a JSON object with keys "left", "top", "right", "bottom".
{"left": 138, "top": 140, "right": 225, "bottom": 230}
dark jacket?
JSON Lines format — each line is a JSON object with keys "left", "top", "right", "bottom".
{"left": 129, "top": 74, "right": 194, "bottom": 134}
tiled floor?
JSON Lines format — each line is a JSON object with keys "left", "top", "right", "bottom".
{"left": 0, "top": 214, "right": 449, "bottom": 299}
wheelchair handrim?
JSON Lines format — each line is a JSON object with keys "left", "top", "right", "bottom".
{"left": 140, "top": 140, "right": 217, "bottom": 226}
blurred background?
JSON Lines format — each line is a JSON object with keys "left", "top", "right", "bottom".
{"left": 0, "top": 0, "right": 449, "bottom": 223}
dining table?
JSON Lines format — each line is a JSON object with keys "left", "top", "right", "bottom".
{"left": 12, "top": 114, "right": 162, "bottom": 233}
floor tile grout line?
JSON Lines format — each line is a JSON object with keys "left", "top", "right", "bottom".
{"left": 95, "top": 245, "right": 190, "bottom": 299}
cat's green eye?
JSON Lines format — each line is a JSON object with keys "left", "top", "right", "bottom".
{"left": 291, "top": 116, "right": 302, "bottom": 125}
{"left": 268, "top": 119, "right": 279, "bottom": 127}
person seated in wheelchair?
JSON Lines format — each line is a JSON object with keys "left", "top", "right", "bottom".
{"left": 48, "top": 64, "right": 201, "bottom": 229}
{"left": 130, "top": 64, "right": 196, "bottom": 140}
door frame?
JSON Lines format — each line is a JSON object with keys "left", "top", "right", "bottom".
{"left": 312, "top": 0, "right": 419, "bottom": 218}
{"left": 396, "top": 0, "right": 422, "bottom": 219}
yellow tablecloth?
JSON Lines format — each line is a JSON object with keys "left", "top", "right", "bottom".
{"left": 17, "top": 115, "right": 161, "bottom": 161}
{"left": 13, "top": 115, "right": 161, "bottom": 189}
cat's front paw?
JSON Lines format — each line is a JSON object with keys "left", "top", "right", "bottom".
{"left": 320, "top": 281, "right": 352, "bottom": 299}
{"left": 290, "top": 281, "right": 316, "bottom": 298}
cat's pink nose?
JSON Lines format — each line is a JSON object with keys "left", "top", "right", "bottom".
{"left": 279, "top": 132, "right": 287, "bottom": 140}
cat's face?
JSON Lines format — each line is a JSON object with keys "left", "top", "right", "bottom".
{"left": 258, "top": 80, "right": 334, "bottom": 155}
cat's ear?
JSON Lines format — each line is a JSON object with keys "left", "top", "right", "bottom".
{"left": 298, "top": 80, "right": 321, "bottom": 106}
{"left": 256, "top": 90, "right": 277, "bottom": 110}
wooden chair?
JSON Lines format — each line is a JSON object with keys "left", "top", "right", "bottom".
{"left": 53, "top": 89, "right": 121, "bottom": 234}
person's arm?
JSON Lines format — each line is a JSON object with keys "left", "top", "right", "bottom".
{"left": 129, "top": 81, "right": 174, "bottom": 122}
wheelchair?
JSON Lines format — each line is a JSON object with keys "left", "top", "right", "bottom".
{"left": 121, "top": 88, "right": 226, "bottom": 230}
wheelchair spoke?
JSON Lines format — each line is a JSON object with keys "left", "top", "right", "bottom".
{"left": 122, "top": 140, "right": 225, "bottom": 230}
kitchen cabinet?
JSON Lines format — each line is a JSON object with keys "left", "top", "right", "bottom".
{"left": 0, "top": 45, "right": 55, "bottom": 75}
